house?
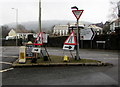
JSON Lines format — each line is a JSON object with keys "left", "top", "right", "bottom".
{"left": 94, "top": 22, "right": 103, "bottom": 28}
{"left": 6, "top": 29, "right": 33, "bottom": 40}
{"left": 53, "top": 25, "right": 69, "bottom": 36}
{"left": 88, "top": 24, "right": 103, "bottom": 35}
{"left": 103, "top": 21, "right": 110, "bottom": 34}
{"left": 110, "top": 18, "right": 120, "bottom": 33}
{"left": 52, "top": 22, "right": 85, "bottom": 36}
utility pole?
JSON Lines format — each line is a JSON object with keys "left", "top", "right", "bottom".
{"left": 39, "top": 0, "right": 41, "bottom": 32}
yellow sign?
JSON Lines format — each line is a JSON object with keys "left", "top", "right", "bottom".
{"left": 20, "top": 52, "right": 25, "bottom": 59}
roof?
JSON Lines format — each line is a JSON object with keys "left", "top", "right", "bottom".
{"left": 88, "top": 25, "right": 103, "bottom": 30}
{"left": 12, "top": 28, "right": 30, "bottom": 33}
{"left": 91, "top": 22, "right": 103, "bottom": 28}
{"left": 110, "top": 18, "right": 120, "bottom": 24}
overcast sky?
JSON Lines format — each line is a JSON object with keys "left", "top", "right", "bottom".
{"left": 0, "top": 0, "right": 112, "bottom": 25}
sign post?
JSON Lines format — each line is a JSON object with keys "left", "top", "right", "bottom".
{"left": 72, "top": 9, "right": 84, "bottom": 60}
{"left": 76, "top": 19, "right": 80, "bottom": 60}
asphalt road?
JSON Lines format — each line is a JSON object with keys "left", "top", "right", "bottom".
{"left": 0, "top": 46, "right": 119, "bottom": 86}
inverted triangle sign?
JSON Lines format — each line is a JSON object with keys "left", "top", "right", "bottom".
{"left": 64, "top": 31, "right": 76, "bottom": 45}
{"left": 72, "top": 10, "right": 84, "bottom": 20}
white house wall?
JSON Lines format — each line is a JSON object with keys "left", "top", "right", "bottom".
{"left": 8, "top": 29, "right": 17, "bottom": 36}
{"left": 110, "top": 22, "right": 115, "bottom": 32}
{"left": 53, "top": 25, "right": 68, "bottom": 36}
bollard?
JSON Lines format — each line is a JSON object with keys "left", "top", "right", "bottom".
{"left": 19, "top": 46, "right": 26, "bottom": 63}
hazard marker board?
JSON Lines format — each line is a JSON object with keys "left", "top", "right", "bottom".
{"left": 33, "top": 32, "right": 43, "bottom": 45}
{"left": 32, "top": 47, "right": 41, "bottom": 53}
{"left": 43, "top": 33, "right": 48, "bottom": 43}
{"left": 64, "top": 31, "right": 76, "bottom": 45}
{"left": 72, "top": 10, "right": 84, "bottom": 20}
{"left": 80, "top": 28, "right": 96, "bottom": 40}
{"left": 63, "top": 45, "right": 75, "bottom": 51}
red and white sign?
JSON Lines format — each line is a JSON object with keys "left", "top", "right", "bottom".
{"left": 72, "top": 10, "right": 84, "bottom": 20}
{"left": 64, "top": 31, "right": 76, "bottom": 45}
{"left": 42, "top": 33, "right": 48, "bottom": 43}
{"left": 33, "top": 32, "right": 43, "bottom": 45}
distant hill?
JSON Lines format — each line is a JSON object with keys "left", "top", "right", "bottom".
{"left": 7, "top": 20, "right": 92, "bottom": 32}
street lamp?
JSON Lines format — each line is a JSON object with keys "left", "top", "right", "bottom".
{"left": 12, "top": 8, "right": 18, "bottom": 46}
{"left": 71, "top": 6, "right": 78, "bottom": 10}
{"left": 39, "top": 0, "right": 41, "bottom": 32}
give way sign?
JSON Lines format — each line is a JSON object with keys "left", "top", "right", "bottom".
{"left": 72, "top": 10, "right": 84, "bottom": 20}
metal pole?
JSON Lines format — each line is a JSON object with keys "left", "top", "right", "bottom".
{"left": 16, "top": 9, "right": 18, "bottom": 46}
{"left": 76, "top": 19, "right": 80, "bottom": 60}
{"left": 39, "top": 0, "right": 41, "bottom": 32}
{"left": 91, "top": 40, "right": 92, "bottom": 48}
{"left": 12, "top": 8, "right": 18, "bottom": 46}
{"left": 81, "top": 40, "right": 83, "bottom": 48}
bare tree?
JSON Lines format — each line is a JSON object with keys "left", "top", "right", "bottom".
{"left": 1, "top": 25, "right": 10, "bottom": 38}
{"left": 108, "top": 0, "right": 120, "bottom": 21}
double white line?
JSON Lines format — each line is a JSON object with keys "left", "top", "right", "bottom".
{"left": 0, "top": 62, "right": 12, "bottom": 65}
{"left": 0, "top": 68, "right": 14, "bottom": 73}
{"left": 0, "top": 61, "right": 14, "bottom": 73}
{"left": 2, "top": 56, "right": 18, "bottom": 58}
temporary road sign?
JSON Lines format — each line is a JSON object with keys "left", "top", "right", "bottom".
{"left": 34, "top": 32, "right": 43, "bottom": 45}
{"left": 80, "top": 28, "right": 96, "bottom": 40}
{"left": 64, "top": 31, "right": 76, "bottom": 45}
{"left": 72, "top": 10, "right": 84, "bottom": 20}
{"left": 25, "top": 43, "right": 34, "bottom": 58}
{"left": 43, "top": 33, "right": 48, "bottom": 43}
{"left": 32, "top": 47, "right": 41, "bottom": 53}
{"left": 63, "top": 45, "right": 75, "bottom": 51}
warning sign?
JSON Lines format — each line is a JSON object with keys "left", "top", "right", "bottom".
{"left": 34, "top": 32, "right": 43, "bottom": 45}
{"left": 72, "top": 10, "right": 84, "bottom": 20}
{"left": 32, "top": 47, "right": 41, "bottom": 53}
{"left": 63, "top": 45, "right": 75, "bottom": 51}
{"left": 64, "top": 31, "right": 76, "bottom": 45}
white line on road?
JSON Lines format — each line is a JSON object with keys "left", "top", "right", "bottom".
{"left": 1, "top": 56, "right": 18, "bottom": 58}
{"left": 0, "top": 68, "right": 14, "bottom": 73}
{"left": 0, "top": 62, "right": 12, "bottom": 65}
{"left": 85, "top": 58, "right": 118, "bottom": 60}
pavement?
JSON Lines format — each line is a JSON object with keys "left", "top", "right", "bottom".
{"left": 10, "top": 46, "right": 113, "bottom": 67}
{"left": 12, "top": 57, "right": 112, "bottom": 67}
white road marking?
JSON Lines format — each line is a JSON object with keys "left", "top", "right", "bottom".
{"left": 1, "top": 56, "right": 18, "bottom": 58}
{"left": 0, "top": 68, "right": 14, "bottom": 73}
{"left": 84, "top": 58, "right": 118, "bottom": 60}
{"left": 0, "top": 62, "right": 12, "bottom": 65}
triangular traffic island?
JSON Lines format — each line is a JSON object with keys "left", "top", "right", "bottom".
{"left": 12, "top": 55, "right": 113, "bottom": 67}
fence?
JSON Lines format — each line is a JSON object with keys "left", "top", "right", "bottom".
{"left": 2, "top": 34, "right": 120, "bottom": 50}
